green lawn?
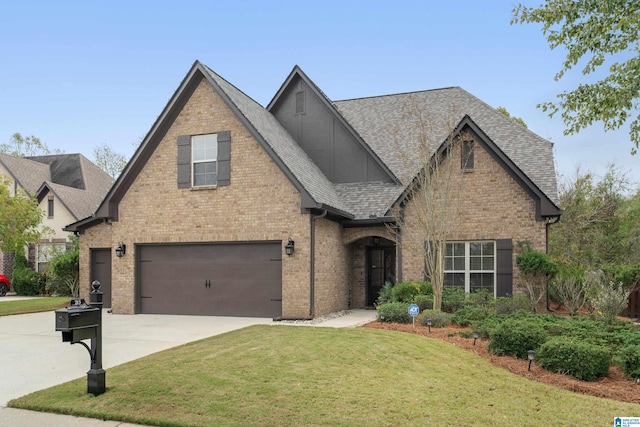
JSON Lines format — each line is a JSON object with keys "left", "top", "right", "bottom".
{"left": 9, "top": 325, "right": 639, "bottom": 426}
{"left": 0, "top": 296, "right": 69, "bottom": 316}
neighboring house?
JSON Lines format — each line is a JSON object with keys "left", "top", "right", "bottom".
{"left": 0, "top": 153, "right": 113, "bottom": 276}
{"left": 66, "top": 61, "right": 562, "bottom": 317}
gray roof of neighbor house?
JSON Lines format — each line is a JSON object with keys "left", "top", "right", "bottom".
{"left": 0, "top": 153, "right": 113, "bottom": 221}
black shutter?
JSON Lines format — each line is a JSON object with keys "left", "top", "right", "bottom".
{"left": 496, "top": 239, "right": 513, "bottom": 297}
{"left": 177, "top": 135, "right": 191, "bottom": 188}
{"left": 217, "top": 131, "right": 231, "bottom": 186}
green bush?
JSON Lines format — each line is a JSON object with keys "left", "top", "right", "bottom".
{"left": 614, "top": 345, "right": 640, "bottom": 379}
{"left": 493, "top": 295, "right": 533, "bottom": 314}
{"left": 442, "top": 287, "right": 466, "bottom": 313}
{"left": 451, "top": 306, "right": 490, "bottom": 327}
{"left": 488, "top": 319, "right": 547, "bottom": 359}
{"left": 417, "top": 310, "right": 451, "bottom": 328}
{"left": 11, "top": 253, "right": 45, "bottom": 296}
{"left": 412, "top": 294, "right": 433, "bottom": 311}
{"left": 391, "top": 281, "right": 430, "bottom": 303}
{"left": 376, "top": 281, "right": 394, "bottom": 306}
{"left": 376, "top": 302, "right": 412, "bottom": 323}
{"left": 466, "top": 289, "right": 493, "bottom": 307}
{"left": 536, "top": 337, "right": 611, "bottom": 381}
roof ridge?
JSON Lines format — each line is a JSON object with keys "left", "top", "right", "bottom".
{"left": 334, "top": 86, "right": 461, "bottom": 103}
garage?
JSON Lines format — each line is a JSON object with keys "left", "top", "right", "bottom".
{"left": 138, "top": 242, "right": 282, "bottom": 317}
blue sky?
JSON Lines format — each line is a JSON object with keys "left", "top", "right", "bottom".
{"left": 1, "top": 1, "right": 638, "bottom": 188}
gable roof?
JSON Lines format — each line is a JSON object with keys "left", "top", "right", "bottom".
{"left": 334, "top": 88, "right": 559, "bottom": 206}
{"left": 0, "top": 153, "right": 113, "bottom": 221}
{"left": 67, "top": 61, "right": 561, "bottom": 231}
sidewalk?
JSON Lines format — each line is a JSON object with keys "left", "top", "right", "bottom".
{"left": 0, "top": 309, "right": 377, "bottom": 427}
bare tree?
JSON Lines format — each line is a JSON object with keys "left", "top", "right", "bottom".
{"left": 0, "top": 133, "right": 62, "bottom": 157}
{"left": 93, "top": 143, "right": 128, "bottom": 179}
{"left": 387, "top": 98, "right": 465, "bottom": 311}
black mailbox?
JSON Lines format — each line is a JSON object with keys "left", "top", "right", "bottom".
{"left": 55, "top": 298, "right": 100, "bottom": 343}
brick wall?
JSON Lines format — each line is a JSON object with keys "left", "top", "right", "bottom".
{"left": 400, "top": 139, "right": 547, "bottom": 293}
{"left": 79, "top": 79, "right": 311, "bottom": 317}
{"left": 313, "top": 218, "right": 351, "bottom": 315}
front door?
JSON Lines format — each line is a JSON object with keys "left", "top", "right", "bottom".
{"left": 90, "top": 249, "right": 112, "bottom": 308}
{"left": 367, "top": 246, "right": 395, "bottom": 306}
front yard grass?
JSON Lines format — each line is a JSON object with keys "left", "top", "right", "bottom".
{"left": 0, "top": 296, "right": 69, "bottom": 316}
{"left": 9, "top": 325, "right": 639, "bottom": 426}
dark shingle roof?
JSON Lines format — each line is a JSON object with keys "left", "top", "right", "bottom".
{"left": 334, "top": 88, "right": 559, "bottom": 206}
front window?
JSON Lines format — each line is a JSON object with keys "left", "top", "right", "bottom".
{"left": 444, "top": 241, "right": 495, "bottom": 294}
{"left": 37, "top": 243, "right": 67, "bottom": 273}
{"left": 192, "top": 134, "right": 218, "bottom": 186}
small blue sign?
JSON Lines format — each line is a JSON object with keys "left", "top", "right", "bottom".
{"left": 408, "top": 303, "right": 419, "bottom": 317}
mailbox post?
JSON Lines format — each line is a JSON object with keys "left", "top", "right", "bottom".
{"left": 55, "top": 280, "right": 105, "bottom": 395}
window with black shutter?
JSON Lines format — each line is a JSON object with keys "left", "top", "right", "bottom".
{"left": 177, "top": 131, "right": 231, "bottom": 188}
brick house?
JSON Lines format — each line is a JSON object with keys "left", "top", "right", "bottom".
{"left": 0, "top": 153, "right": 113, "bottom": 277}
{"left": 66, "top": 61, "right": 562, "bottom": 318}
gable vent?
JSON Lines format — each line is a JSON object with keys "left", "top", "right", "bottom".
{"left": 295, "top": 91, "right": 305, "bottom": 114}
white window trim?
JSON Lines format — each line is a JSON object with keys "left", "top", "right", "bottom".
{"left": 444, "top": 241, "right": 496, "bottom": 296}
{"left": 191, "top": 134, "right": 218, "bottom": 187}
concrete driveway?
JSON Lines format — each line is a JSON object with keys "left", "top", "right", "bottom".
{"left": 0, "top": 298, "right": 376, "bottom": 426}
{"left": 0, "top": 310, "right": 274, "bottom": 406}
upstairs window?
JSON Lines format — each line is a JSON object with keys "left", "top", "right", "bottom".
{"left": 461, "top": 140, "right": 474, "bottom": 170}
{"left": 192, "top": 134, "right": 218, "bottom": 187}
{"left": 177, "top": 131, "right": 230, "bottom": 189}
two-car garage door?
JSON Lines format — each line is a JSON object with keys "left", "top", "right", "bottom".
{"left": 138, "top": 242, "right": 282, "bottom": 318}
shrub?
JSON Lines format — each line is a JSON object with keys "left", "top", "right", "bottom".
{"left": 550, "top": 266, "right": 593, "bottom": 316}
{"left": 46, "top": 241, "right": 79, "bottom": 297}
{"left": 417, "top": 310, "right": 451, "bottom": 328}
{"left": 391, "top": 281, "right": 430, "bottom": 303}
{"left": 376, "top": 281, "right": 394, "bottom": 306}
{"left": 412, "top": 294, "right": 433, "bottom": 311}
{"left": 493, "top": 295, "right": 533, "bottom": 314}
{"left": 451, "top": 306, "right": 490, "bottom": 327}
{"left": 376, "top": 302, "right": 411, "bottom": 323}
{"left": 466, "top": 289, "right": 493, "bottom": 307}
{"left": 614, "top": 345, "right": 640, "bottom": 379}
{"left": 516, "top": 241, "right": 558, "bottom": 312}
{"left": 11, "top": 253, "right": 45, "bottom": 296}
{"left": 536, "top": 337, "right": 611, "bottom": 381}
{"left": 488, "top": 319, "right": 547, "bottom": 359}
{"left": 590, "top": 280, "right": 634, "bottom": 324}
{"left": 442, "top": 287, "right": 466, "bottom": 313}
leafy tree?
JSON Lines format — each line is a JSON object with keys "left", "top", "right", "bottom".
{"left": 0, "top": 133, "right": 61, "bottom": 157}
{"left": 93, "top": 143, "right": 128, "bottom": 178}
{"left": 512, "top": 1, "right": 640, "bottom": 153}
{"left": 496, "top": 106, "right": 528, "bottom": 128}
{"left": 549, "top": 165, "right": 637, "bottom": 267}
{"left": 0, "top": 176, "right": 46, "bottom": 252}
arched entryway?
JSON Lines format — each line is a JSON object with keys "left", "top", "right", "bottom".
{"left": 347, "top": 235, "right": 396, "bottom": 308}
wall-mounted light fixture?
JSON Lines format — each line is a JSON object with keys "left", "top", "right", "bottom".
{"left": 284, "top": 238, "right": 295, "bottom": 257}
{"left": 372, "top": 237, "right": 380, "bottom": 246}
{"left": 115, "top": 242, "right": 126, "bottom": 258}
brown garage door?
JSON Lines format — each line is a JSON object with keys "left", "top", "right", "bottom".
{"left": 138, "top": 242, "right": 282, "bottom": 317}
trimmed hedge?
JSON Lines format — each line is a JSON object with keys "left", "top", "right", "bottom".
{"left": 536, "top": 337, "right": 611, "bottom": 381}
{"left": 614, "top": 345, "right": 640, "bottom": 379}
{"left": 377, "top": 302, "right": 411, "bottom": 323}
{"left": 487, "top": 319, "right": 547, "bottom": 359}
{"left": 417, "top": 310, "right": 451, "bottom": 328}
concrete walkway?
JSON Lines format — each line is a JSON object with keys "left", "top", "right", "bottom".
{"left": 0, "top": 305, "right": 377, "bottom": 427}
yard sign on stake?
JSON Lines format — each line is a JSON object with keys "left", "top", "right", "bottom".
{"left": 408, "top": 303, "right": 419, "bottom": 328}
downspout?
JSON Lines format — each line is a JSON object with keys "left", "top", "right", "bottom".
{"left": 545, "top": 215, "right": 560, "bottom": 312}
{"left": 310, "top": 209, "right": 328, "bottom": 318}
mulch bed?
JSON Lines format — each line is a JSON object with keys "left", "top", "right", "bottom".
{"left": 362, "top": 321, "right": 640, "bottom": 405}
